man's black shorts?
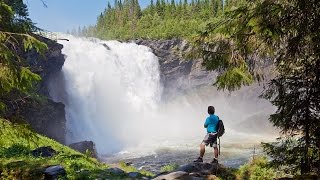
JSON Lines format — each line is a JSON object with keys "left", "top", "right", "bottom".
{"left": 202, "top": 133, "right": 217, "bottom": 147}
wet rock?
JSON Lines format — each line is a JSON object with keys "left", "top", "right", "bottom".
{"left": 32, "top": 146, "right": 56, "bottom": 158}
{"left": 69, "top": 141, "right": 97, "bottom": 157}
{"left": 44, "top": 165, "right": 66, "bottom": 180}
{"left": 102, "top": 43, "right": 111, "bottom": 50}
{"left": 106, "top": 167, "right": 125, "bottom": 175}
{"left": 127, "top": 172, "right": 142, "bottom": 178}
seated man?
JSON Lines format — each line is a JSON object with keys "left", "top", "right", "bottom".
{"left": 194, "top": 106, "right": 219, "bottom": 163}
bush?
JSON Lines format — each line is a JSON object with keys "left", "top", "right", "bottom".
{"left": 238, "top": 156, "right": 276, "bottom": 180}
{"left": 160, "top": 163, "right": 179, "bottom": 172}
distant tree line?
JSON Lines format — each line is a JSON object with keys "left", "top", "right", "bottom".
{"left": 77, "top": 0, "right": 243, "bottom": 40}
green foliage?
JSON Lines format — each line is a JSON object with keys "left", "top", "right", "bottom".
{"left": 160, "top": 163, "right": 179, "bottom": 172}
{"left": 0, "top": 119, "right": 154, "bottom": 179}
{"left": 262, "top": 137, "right": 320, "bottom": 176}
{"left": 79, "top": 0, "right": 230, "bottom": 40}
{"left": 0, "top": 1, "right": 48, "bottom": 117}
{"left": 214, "top": 65, "right": 253, "bottom": 91}
{"left": 238, "top": 156, "right": 277, "bottom": 180}
{"left": 195, "top": 0, "right": 320, "bottom": 175}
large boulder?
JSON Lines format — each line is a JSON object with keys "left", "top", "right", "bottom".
{"left": 177, "top": 162, "right": 219, "bottom": 175}
{"left": 68, "top": 141, "right": 97, "bottom": 158}
{"left": 32, "top": 146, "right": 56, "bottom": 158}
{"left": 153, "top": 171, "right": 192, "bottom": 180}
{"left": 43, "top": 165, "right": 66, "bottom": 180}
{"left": 153, "top": 162, "right": 223, "bottom": 180}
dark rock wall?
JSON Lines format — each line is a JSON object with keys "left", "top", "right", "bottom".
{"left": 21, "top": 35, "right": 66, "bottom": 143}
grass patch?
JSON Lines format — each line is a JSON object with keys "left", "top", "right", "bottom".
{"left": 160, "top": 163, "right": 179, "bottom": 172}
{"left": 0, "top": 119, "right": 152, "bottom": 179}
{"left": 119, "top": 161, "right": 154, "bottom": 177}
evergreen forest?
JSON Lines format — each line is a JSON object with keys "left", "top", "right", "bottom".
{"left": 80, "top": 0, "right": 241, "bottom": 40}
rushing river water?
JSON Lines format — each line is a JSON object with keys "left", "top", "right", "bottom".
{"left": 49, "top": 35, "right": 277, "bottom": 172}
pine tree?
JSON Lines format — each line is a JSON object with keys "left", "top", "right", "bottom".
{"left": 195, "top": 0, "right": 320, "bottom": 174}
{"left": 0, "top": 0, "right": 47, "bottom": 117}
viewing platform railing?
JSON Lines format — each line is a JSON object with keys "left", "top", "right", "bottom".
{"left": 34, "top": 31, "right": 58, "bottom": 41}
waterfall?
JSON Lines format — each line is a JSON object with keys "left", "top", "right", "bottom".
{"left": 52, "top": 36, "right": 161, "bottom": 154}
{"left": 50, "top": 36, "right": 276, "bottom": 158}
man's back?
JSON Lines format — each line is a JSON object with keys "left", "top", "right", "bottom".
{"left": 204, "top": 114, "right": 219, "bottom": 133}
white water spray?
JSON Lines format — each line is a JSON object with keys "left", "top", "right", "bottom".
{"left": 52, "top": 36, "right": 161, "bottom": 154}
{"left": 50, "top": 36, "right": 277, "bottom": 158}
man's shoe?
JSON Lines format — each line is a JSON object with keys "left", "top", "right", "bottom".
{"left": 193, "top": 157, "right": 203, "bottom": 163}
{"left": 211, "top": 158, "right": 218, "bottom": 164}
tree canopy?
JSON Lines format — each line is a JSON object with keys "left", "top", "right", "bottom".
{"left": 195, "top": 0, "right": 320, "bottom": 174}
{"left": 80, "top": 0, "right": 230, "bottom": 40}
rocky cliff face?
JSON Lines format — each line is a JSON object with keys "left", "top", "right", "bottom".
{"left": 20, "top": 35, "right": 66, "bottom": 143}
{"left": 135, "top": 39, "right": 216, "bottom": 98}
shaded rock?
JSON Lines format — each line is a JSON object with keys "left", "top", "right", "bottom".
{"left": 177, "top": 162, "right": 219, "bottom": 175}
{"left": 69, "top": 141, "right": 97, "bottom": 157}
{"left": 153, "top": 171, "right": 191, "bottom": 180}
{"left": 21, "top": 100, "right": 66, "bottom": 144}
{"left": 102, "top": 43, "right": 111, "bottom": 50}
{"left": 127, "top": 172, "right": 142, "bottom": 178}
{"left": 133, "top": 39, "right": 216, "bottom": 99}
{"left": 191, "top": 177, "right": 206, "bottom": 180}
{"left": 44, "top": 165, "right": 66, "bottom": 180}
{"left": 106, "top": 167, "right": 125, "bottom": 175}
{"left": 17, "top": 35, "right": 67, "bottom": 144}
{"left": 32, "top": 146, "right": 56, "bottom": 158}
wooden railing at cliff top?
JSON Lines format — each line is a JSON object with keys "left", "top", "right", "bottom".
{"left": 34, "top": 31, "right": 58, "bottom": 41}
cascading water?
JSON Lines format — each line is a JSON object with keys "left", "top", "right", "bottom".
{"left": 50, "top": 35, "right": 277, "bottom": 170}
{"left": 52, "top": 36, "right": 163, "bottom": 154}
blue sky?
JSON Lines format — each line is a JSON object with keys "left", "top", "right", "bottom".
{"left": 24, "top": 0, "right": 150, "bottom": 32}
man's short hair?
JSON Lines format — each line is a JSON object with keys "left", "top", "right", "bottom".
{"left": 208, "top": 106, "right": 215, "bottom": 115}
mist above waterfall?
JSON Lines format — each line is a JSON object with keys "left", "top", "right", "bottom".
{"left": 49, "top": 35, "right": 277, "bottom": 158}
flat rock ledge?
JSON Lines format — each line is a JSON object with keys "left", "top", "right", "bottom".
{"left": 153, "top": 162, "right": 222, "bottom": 180}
